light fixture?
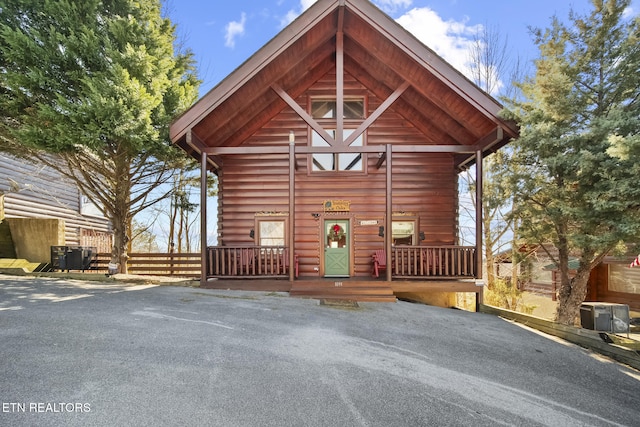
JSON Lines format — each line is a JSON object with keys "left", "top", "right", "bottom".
{"left": 249, "top": 229, "right": 255, "bottom": 238}
{"left": 378, "top": 226, "right": 384, "bottom": 237}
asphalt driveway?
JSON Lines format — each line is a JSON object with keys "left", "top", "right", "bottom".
{"left": 1, "top": 275, "right": 639, "bottom": 426}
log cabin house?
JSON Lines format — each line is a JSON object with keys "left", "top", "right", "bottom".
{"left": 170, "top": 0, "right": 519, "bottom": 306}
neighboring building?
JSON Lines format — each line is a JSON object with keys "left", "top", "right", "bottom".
{"left": 496, "top": 244, "right": 640, "bottom": 311}
{"left": 170, "top": 0, "right": 518, "bottom": 306}
{"left": 0, "top": 152, "right": 112, "bottom": 264}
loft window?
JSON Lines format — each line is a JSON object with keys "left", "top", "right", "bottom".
{"left": 311, "top": 99, "right": 364, "bottom": 119}
{"left": 311, "top": 129, "right": 363, "bottom": 172}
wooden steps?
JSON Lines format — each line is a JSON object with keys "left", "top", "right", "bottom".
{"left": 290, "top": 279, "right": 396, "bottom": 302}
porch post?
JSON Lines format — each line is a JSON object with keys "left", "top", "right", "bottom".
{"left": 385, "top": 144, "right": 393, "bottom": 282}
{"left": 289, "top": 135, "right": 296, "bottom": 281}
{"left": 200, "top": 149, "right": 208, "bottom": 287}
{"left": 475, "top": 149, "right": 484, "bottom": 308}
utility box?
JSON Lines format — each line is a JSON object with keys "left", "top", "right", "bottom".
{"left": 580, "top": 302, "right": 630, "bottom": 336}
{"left": 50, "top": 246, "right": 97, "bottom": 272}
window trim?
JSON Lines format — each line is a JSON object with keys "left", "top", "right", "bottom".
{"left": 253, "top": 215, "right": 289, "bottom": 247}
{"left": 391, "top": 217, "right": 419, "bottom": 246}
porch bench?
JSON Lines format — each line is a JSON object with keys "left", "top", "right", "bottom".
{"left": 372, "top": 249, "right": 386, "bottom": 278}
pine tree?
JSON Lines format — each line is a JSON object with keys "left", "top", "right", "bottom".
{"left": 504, "top": 0, "right": 640, "bottom": 324}
{"left": 0, "top": 0, "right": 199, "bottom": 272}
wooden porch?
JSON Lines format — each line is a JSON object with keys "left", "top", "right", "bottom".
{"left": 203, "top": 245, "right": 480, "bottom": 303}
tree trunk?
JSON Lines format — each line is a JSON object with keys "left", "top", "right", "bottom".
{"left": 110, "top": 160, "right": 131, "bottom": 274}
{"left": 111, "top": 208, "right": 130, "bottom": 274}
{"left": 555, "top": 267, "right": 590, "bottom": 325}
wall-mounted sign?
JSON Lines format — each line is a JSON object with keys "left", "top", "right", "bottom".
{"left": 359, "top": 220, "right": 379, "bottom": 226}
{"left": 323, "top": 200, "right": 350, "bottom": 212}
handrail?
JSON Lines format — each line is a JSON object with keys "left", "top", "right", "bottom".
{"left": 391, "top": 246, "right": 476, "bottom": 278}
{"left": 206, "top": 246, "right": 290, "bottom": 279}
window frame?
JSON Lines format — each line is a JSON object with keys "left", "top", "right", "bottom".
{"left": 307, "top": 95, "right": 368, "bottom": 175}
{"left": 391, "top": 217, "right": 418, "bottom": 246}
{"left": 253, "top": 215, "right": 289, "bottom": 247}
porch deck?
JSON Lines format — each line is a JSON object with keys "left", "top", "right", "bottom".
{"left": 200, "top": 276, "right": 480, "bottom": 303}
{"left": 202, "top": 245, "right": 479, "bottom": 302}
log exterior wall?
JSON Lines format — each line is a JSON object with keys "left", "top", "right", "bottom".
{"left": 217, "top": 72, "right": 458, "bottom": 277}
{"left": 0, "top": 153, "right": 112, "bottom": 250}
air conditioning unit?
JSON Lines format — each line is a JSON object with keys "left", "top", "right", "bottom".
{"left": 580, "top": 303, "right": 630, "bottom": 336}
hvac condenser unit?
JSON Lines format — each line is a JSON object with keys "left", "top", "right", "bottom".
{"left": 580, "top": 302, "right": 630, "bottom": 336}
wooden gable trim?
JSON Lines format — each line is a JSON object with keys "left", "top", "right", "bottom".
{"left": 271, "top": 83, "right": 336, "bottom": 145}
{"left": 335, "top": 4, "right": 345, "bottom": 144}
{"left": 344, "top": 81, "right": 410, "bottom": 146}
{"left": 171, "top": 0, "right": 338, "bottom": 143}
{"left": 343, "top": 0, "right": 515, "bottom": 135}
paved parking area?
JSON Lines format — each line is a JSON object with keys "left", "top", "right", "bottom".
{"left": 1, "top": 275, "right": 639, "bottom": 426}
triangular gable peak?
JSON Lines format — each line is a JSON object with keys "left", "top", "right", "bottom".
{"left": 170, "top": 0, "right": 518, "bottom": 170}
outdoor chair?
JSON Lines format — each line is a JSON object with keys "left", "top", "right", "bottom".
{"left": 372, "top": 249, "right": 386, "bottom": 278}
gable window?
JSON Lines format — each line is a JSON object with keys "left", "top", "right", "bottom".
{"left": 309, "top": 96, "right": 366, "bottom": 173}
{"left": 311, "top": 129, "right": 363, "bottom": 171}
{"left": 311, "top": 99, "right": 364, "bottom": 119}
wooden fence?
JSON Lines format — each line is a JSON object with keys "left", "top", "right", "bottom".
{"left": 93, "top": 252, "right": 201, "bottom": 278}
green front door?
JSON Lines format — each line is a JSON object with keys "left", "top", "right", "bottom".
{"left": 324, "top": 219, "right": 349, "bottom": 277}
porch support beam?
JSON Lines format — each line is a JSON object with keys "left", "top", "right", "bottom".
{"left": 188, "top": 130, "right": 222, "bottom": 171}
{"left": 344, "top": 81, "right": 410, "bottom": 147}
{"left": 271, "top": 83, "right": 336, "bottom": 145}
{"left": 385, "top": 143, "right": 393, "bottom": 282}
{"left": 475, "top": 149, "right": 484, "bottom": 308}
{"left": 289, "top": 139, "right": 296, "bottom": 282}
{"left": 200, "top": 147, "right": 208, "bottom": 287}
{"left": 376, "top": 152, "right": 387, "bottom": 169}
{"left": 205, "top": 144, "right": 481, "bottom": 155}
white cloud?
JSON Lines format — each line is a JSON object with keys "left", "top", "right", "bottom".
{"left": 225, "top": 12, "right": 247, "bottom": 48}
{"left": 373, "top": 0, "right": 413, "bottom": 14}
{"left": 396, "top": 7, "right": 482, "bottom": 79}
{"left": 280, "top": 0, "right": 318, "bottom": 27}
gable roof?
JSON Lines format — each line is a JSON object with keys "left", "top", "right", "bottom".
{"left": 170, "top": 0, "right": 518, "bottom": 169}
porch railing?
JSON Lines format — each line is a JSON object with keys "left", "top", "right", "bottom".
{"left": 206, "top": 246, "right": 291, "bottom": 279}
{"left": 391, "top": 246, "right": 476, "bottom": 278}
{"left": 205, "top": 245, "right": 475, "bottom": 280}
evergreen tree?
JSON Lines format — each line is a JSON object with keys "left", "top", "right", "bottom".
{"left": 504, "top": 0, "right": 640, "bottom": 324}
{"left": 0, "top": 0, "right": 199, "bottom": 272}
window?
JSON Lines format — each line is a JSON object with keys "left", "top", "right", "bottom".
{"left": 392, "top": 221, "right": 415, "bottom": 245}
{"left": 311, "top": 99, "right": 364, "bottom": 119}
{"left": 257, "top": 220, "right": 285, "bottom": 246}
{"left": 311, "top": 129, "right": 363, "bottom": 172}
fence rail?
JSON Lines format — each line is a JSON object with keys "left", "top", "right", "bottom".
{"left": 93, "top": 252, "right": 201, "bottom": 278}
{"left": 86, "top": 245, "right": 475, "bottom": 280}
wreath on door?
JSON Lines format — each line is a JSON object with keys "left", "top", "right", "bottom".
{"left": 328, "top": 224, "right": 346, "bottom": 240}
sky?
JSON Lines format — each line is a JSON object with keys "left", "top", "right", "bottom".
{"left": 167, "top": 0, "right": 638, "bottom": 97}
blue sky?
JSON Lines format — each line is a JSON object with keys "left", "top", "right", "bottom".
{"left": 168, "top": 0, "right": 637, "bottom": 97}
